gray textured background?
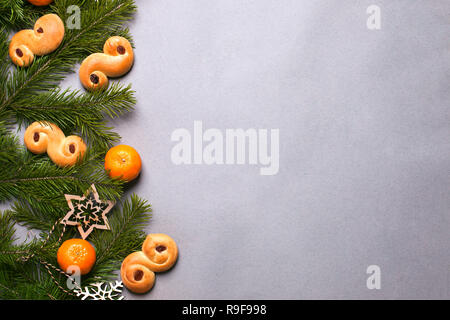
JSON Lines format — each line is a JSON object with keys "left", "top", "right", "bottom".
{"left": 10, "top": 0, "right": 450, "bottom": 299}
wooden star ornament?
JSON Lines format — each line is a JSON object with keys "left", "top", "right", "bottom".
{"left": 61, "top": 184, "right": 115, "bottom": 239}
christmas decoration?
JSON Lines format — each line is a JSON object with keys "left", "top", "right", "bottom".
{"left": 121, "top": 233, "right": 178, "bottom": 293}
{"left": 0, "top": 0, "right": 154, "bottom": 300}
{"left": 74, "top": 281, "right": 124, "bottom": 300}
{"left": 9, "top": 13, "right": 65, "bottom": 67}
{"left": 79, "top": 36, "right": 134, "bottom": 91}
{"left": 105, "top": 144, "right": 142, "bottom": 182}
{"left": 24, "top": 121, "right": 87, "bottom": 167}
{"left": 57, "top": 239, "right": 97, "bottom": 275}
{"left": 62, "top": 184, "right": 115, "bottom": 239}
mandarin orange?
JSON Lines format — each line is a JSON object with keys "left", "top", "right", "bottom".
{"left": 105, "top": 145, "right": 142, "bottom": 182}
{"left": 27, "top": 0, "right": 53, "bottom": 6}
{"left": 57, "top": 239, "right": 96, "bottom": 275}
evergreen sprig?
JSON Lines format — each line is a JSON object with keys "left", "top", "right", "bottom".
{"left": 0, "top": 195, "right": 152, "bottom": 299}
{"left": 0, "top": 0, "right": 137, "bottom": 150}
{"left": 0, "top": 0, "right": 151, "bottom": 300}
{"left": 86, "top": 194, "right": 152, "bottom": 283}
{"left": 0, "top": 0, "right": 45, "bottom": 30}
{"left": 0, "top": 127, "right": 126, "bottom": 230}
{"left": 12, "top": 83, "right": 136, "bottom": 150}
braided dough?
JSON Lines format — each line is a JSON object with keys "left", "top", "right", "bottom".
{"left": 79, "top": 36, "right": 134, "bottom": 91}
{"left": 9, "top": 14, "right": 65, "bottom": 67}
{"left": 121, "top": 234, "right": 178, "bottom": 293}
{"left": 24, "top": 122, "right": 87, "bottom": 167}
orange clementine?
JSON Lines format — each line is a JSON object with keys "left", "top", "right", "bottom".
{"left": 57, "top": 239, "right": 96, "bottom": 275}
{"left": 105, "top": 145, "right": 142, "bottom": 182}
{"left": 27, "top": 0, "right": 53, "bottom": 6}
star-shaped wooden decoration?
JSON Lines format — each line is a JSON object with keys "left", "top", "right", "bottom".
{"left": 61, "top": 184, "right": 115, "bottom": 239}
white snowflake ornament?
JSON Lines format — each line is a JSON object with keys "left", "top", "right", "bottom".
{"left": 74, "top": 280, "right": 124, "bottom": 300}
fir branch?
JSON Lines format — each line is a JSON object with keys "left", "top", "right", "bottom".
{"left": 0, "top": 210, "right": 16, "bottom": 250}
{"left": 0, "top": 0, "right": 24, "bottom": 26}
{"left": 0, "top": 121, "right": 21, "bottom": 165}
{"left": 0, "top": 258, "right": 72, "bottom": 299}
{"left": 0, "top": 235, "right": 73, "bottom": 300}
{"left": 11, "top": 83, "right": 136, "bottom": 150}
{"left": 1, "top": 194, "right": 151, "bottom": 298}
{"left": 8, "top": 201, "right": 60, "bottom": 231}
{"left": 0, "top": 0, "right": 44, "bottom": 30}
{"left": 0, "top": 28, "right": 10, "bottom": 104}
{"left": 0, "top": 0, "right": 148, "bottom": 300}
{"left": 0, "top": 1, "right": 137, "bottom": 150}
{"left": 0, "top": 0, "right": 136, "bottom": 111}
{"left": 0, "top": 134, "right": 125, "bottom": 231}
{"left": 94, "top": 194, "right": 152, "bottom": 264}
{"left": 86, "top": 194, "right": 151, "bottom": 282}
{"left": 0, "top": 128, "right": 125, "bottom": 204}
{"left": 12, "top": 82, "right": 135, "bottom": 119}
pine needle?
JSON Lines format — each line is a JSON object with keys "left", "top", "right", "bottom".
{"left": 0, "top": 1, "right": 150, "bottom": 299}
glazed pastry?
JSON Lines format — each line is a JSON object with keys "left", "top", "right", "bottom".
{"left": 141, "top": 233, "right": 178, "bottom": 272}
{"left": 120, "top": 252, "right": 156, "bottom": 294}
{"left": 79, "top": 36, "right": 134, "bottom": 91}
{"left": 121, "top": 234, "right": 178, "bottom": 293}
{"left": 9, "top": 14, "right": 64, "bottom": 67}
{"left": 24, "top": 122, "right": 87, "bottom": 167}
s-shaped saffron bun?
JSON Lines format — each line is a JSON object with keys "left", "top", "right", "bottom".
{"left": 121, "top": 234, "right": 178, "bottom": 293}
{"left": 141, "top": 233, "right": 178, "bottom": 272}
{"left": 120, "top": 252, "right": 156, "bottom": 294}
{"left": 9, "top": 14, "right": 64, "bottom": 67}
{"left": 24, "top": 121, "right": 86, "bottom": 167}
{"left": 79, "top": 36, "right": 134, "bottom": 91}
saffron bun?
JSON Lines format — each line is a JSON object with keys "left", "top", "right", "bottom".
{"left": 120, "top": 252, "right": 156, "bottom": 294}
{"left": 24, "top": 121, "right": 86, "bottom": 167}
{"left": 141, "top": 233, "right": 178, "bottom": 272}
{"left": 79, "top": 36, "right": 134, "bottom": 91}
{"left": 121, "top": 234, "right": 178, "bottom": 293}
{"left": 9, "top": 14, "right": 64, "bottom": 67}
